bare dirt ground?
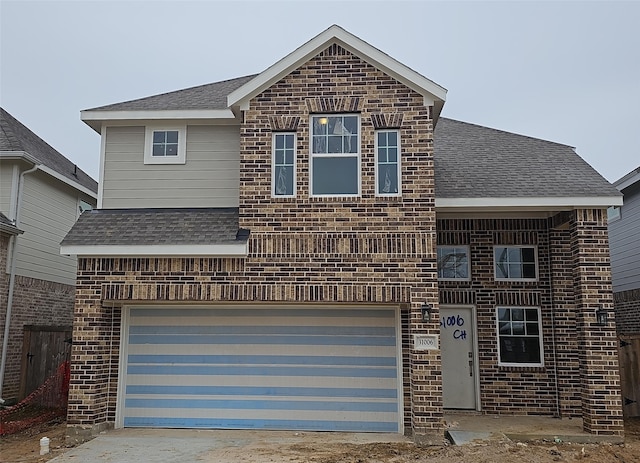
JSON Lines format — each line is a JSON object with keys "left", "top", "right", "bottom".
{"left": 2, "top": 418, "right": 639, "bottom": 463}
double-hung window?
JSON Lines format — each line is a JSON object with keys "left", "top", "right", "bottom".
{"left": 144, "top": 126, "right": 187, "bottom": 164}
{"left": 272, "top": 132, "right": 296, "bottom": 197}
{"left": 376, "top": 130, "right": 400, "bottom": 196}
{"left": 310, "top": 115, "right": 359, "bottom": 196}
{"left": 494, "top": 246, "right": 537, "bottom": 281}
{"left": 437, "top": 246, "right": 470, "bottom": 280}
{"left": 496, "top": 307, "right": 543, "bottom": 366}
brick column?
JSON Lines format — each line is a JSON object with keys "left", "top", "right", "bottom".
{"left": 66, "top": 258, "right": 115, "bottom": 443}
{"left": 409, "top": 271, "right": 442, "bottom": 441}
{"left": 570, "top": 209, "right": 624, "bottom": 436}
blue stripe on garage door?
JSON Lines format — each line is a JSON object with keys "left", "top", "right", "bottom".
{"left": 122, "top": 306, "right": 400, "bottom": 432}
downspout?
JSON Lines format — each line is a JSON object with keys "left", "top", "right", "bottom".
{"left": 0, "top": 164, "right": 39, "bottom": 402}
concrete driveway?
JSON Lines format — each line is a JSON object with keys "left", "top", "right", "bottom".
{"left": 49, "top": 428, "right": 410, "bottom": 463}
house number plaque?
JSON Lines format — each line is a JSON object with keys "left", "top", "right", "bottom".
{"left": 413, "top": 334, "right": 438, "bottom": 351}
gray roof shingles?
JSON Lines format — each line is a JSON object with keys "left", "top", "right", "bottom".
{"left": 434, "top": 118, "right": 620, "bottom": 198}
{"left": 61, "top": 208, "right": 244, "bottom": 247}
{"left": 0, "top": 107, "right": 98, "bottom": 193}
{"left": 86, "top": 75, "right": 257, "bottom": 112}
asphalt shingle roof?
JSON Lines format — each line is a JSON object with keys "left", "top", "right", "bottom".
{"left": 61, "top": 208, "right": 244, "bottom": 247}
{"left": 434, "top": 118, "right": 620, "bottom": 198}
{"left": 86, "top": 75, "right": 257, "bottom": 112}
{"left": 0, "top": 107, "right": 98, "bottom": 193}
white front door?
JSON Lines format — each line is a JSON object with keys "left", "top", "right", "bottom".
{"left": 440, "top": 306, "right": 477, "bottom": 409}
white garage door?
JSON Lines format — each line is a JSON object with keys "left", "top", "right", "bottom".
{"left": 120, "top": 306, "right": 401, "bottom": 432}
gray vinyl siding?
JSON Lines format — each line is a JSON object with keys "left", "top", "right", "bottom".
{"left": 101, "top": 125, "right": 240, "bottom": 209}
{"left": 610, "top": 182, "right": 640, "bottom": 292}
{"left": 0, "top": 163, "right": 16, "bottom": 216}
{"left": 13, "top": 171, "right": 90, "bottom": 285}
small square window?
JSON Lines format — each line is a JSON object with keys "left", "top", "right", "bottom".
{"left": 144, "top": 127, "right": 186, "bottom": 164}
{"left": 273, "top": 132, "right": 296, "bottom": 197}
{"left": 437, "top": 246, "right": 470, "bottom": 280}
{"left": 494, "top": 246, "right": 537, "bottom": 281}
{"left": 496, "top": 307, "right": 543, "bottom": 366}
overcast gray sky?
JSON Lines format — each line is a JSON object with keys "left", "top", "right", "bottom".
{"left": 1, "top": 0, "right": 638, "bottom": 183}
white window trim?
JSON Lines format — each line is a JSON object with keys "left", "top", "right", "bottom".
{"left": 375, "top": 129, "right": 401, "bottom": 197}
{"left": 144, "top": 126, "right": 187, "bottom": 165}
{"left": 309, "top": 114, "right": 361, "bottom": 198}
{"left": 493, "top": 245, "right": 538, "bottom": 282}
{"left": 496, "top": 306, "right": 544, "bottom": 367}
{"left": 607, "top": 206, "right": 621, "bottom": 223}
{"left": 437, "top": 245, "right": 471, "bottom": 281}
{"left": 271, "top": 132, "right": 296, "bottom": 198}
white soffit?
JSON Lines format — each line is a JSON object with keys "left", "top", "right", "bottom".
{"left": 60, "top": 243, "right": 248, "bottom": 257}
{"left": 227, "top": 25, "right": 447, "bottom": 110}
{"left": 81, "top": 109, "right": 237, "bottom": 132}
{"left": 435, "top": 196, "right": 624, "bottom": 211}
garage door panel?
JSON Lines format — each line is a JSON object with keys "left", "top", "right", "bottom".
{"left": 130, "top": 344, "right": 395, "bottom": 358}
{"left": 122, "top": 306, "right": 400, "bottom": 432}
{"left": 126, "top": 375, "right": 398, "bottom": 390}
{"left": 123, "top": 417, "right": 398, "bottom": 432}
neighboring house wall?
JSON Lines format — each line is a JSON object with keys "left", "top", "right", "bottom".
{"left": 15, "top": 171, "right": 91, "bottom": 286}
{"left": 0, "top": 275, "right": 74, "bottom": 399}
{"left": 610, "top": 176, "right": 640, "bottom": 334}
{"left": 0, "top": 165, "right": 95, "bottom": 400}
{"left": 101, "top": 125, "right": 240, "bottom": 209}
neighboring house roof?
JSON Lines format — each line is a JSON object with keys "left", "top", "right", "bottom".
{"left": 613, "top": 166, "right": 640, "bottom": 192}
{"left": 434, "top": 118, "right": 621, "bottom": 210}
{"left": 60, "top": 208, "right": 249, "bottom": 257}
{"left": 0, "top": 212, "right": 23, "bottom": 236}
{"left": 0, "top": 107, "right": 98, "bottom": 195}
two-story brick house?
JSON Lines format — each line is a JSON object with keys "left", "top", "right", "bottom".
{"left": 61, "top": 25, "right": 624, "bottom": 441}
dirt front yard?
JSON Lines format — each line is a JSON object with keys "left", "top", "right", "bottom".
{"left": 2, "top": 418, "right": 639, "bottom": 463}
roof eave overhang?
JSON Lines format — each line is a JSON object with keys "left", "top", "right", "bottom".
{"left": 0, "top": 223, "right": 23, "bottom": 236}
{"left": 614, "top": 170, "right": 640, "bottom": 191}
{"left": 227, "top": 25, "right": 447, "bottom": 115}
{"left": 435, "top": 196, "right": 624, "bottom": 214}
{"left": 60, "top": 242, "right": 249, "bottom": 257}
{"left": 0, "top": 151, "right": 97, "bottom": 198}
{"left": 80, "top": 109, "right": 238, "bottom": 133}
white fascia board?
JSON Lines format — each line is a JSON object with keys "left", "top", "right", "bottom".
{"left": 0, "top": 152, "right": 97, "bottom": 199}
{"left": 81, "top": 109, "right": 236, "bottom": 122}
{"left": 435, "top": 196, "right": 624, "bottom": 211}
{"left": 60, "top": 242, "right": 248, "bottom": 257}
{"left": 614, "top": 171, "right": 640, "bottom": 192}
{"left": 37, "top": 165, "right": 98, "bottom": 199}
{"left": 227, "top": 25, "right": 447, "bottom": 109}
{"left": 0, "top": 150, "right": 39, "bottom": 164}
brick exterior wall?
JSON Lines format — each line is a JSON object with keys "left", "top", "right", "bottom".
{"left": 437, "top": 217, "right": 577, "bottom": 416}
{"left": 0, "top": 233, "right": 75, "bottom": 401}
{"left": 614, "top": 289, "right": 640, "bottom": 334}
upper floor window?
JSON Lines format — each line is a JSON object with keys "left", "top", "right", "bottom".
{"left": 272, "top": 133, "right": 296, "bottom": 197}
{"left": 144, "top": 126, "right": 186, "bottom": 164}
{"left": 496, "top": 307, "right": 543, "bottom": 366}
{"left": 607, "top": 206, "right": 621, "bottom": 222}
{"left": 310, "top": 115, "right": 360, "bottom": 196}
{"left": 494, "top": 246, "right": 537, "bottom": 281}
{"left": 437, "top": 246, "right": 470, "bottom": 280}
{"left": 77, "top": 199, "right": 93, "bottom": 219}
{"left": 376, "top": 130, "right": 400, "bottom": 196}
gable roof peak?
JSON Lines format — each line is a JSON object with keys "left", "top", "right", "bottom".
{"left": 227, "top": 25, "right": 447, "bottom": 120}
